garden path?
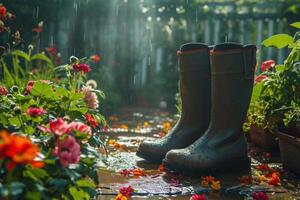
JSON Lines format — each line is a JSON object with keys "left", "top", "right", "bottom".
{"left": 97, "top": 107, "right": 300, "bottom": 200}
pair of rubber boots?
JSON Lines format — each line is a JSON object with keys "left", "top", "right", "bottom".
{"left": 136, "top": 43, "right": 257, "bottom": 175}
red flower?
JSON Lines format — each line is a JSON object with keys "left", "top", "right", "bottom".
{"left": 252, "top": 192, "right": 268, "bottom": 200}
{"left": 261, "top": 60, "right": 275, "bottom": 72}
{"left": 0, "top": 86, "right": 8, "bottom": 96}
{"left": 255, "top": 164, "right": 272, "bottom": 171}
{"left": 0, "top": 131, "right": 44, "bottom": 171}
{"left": 255, "top": 75, "right": 268, "bottom": 84}
{"left": 90, "top": 54, "right": 101, "bottom": 63}
{"left": 26, "top": 107, "right": 46, "bottom": 117}
{"left": 73, "top": 64, "right": 91, "bottom": 73}
{"left": 190, "top": 194, "right": 206, "bottom": 200}
{"left": 85, "top": 114, "right": 98, "bottom": 128}
{"left": 46, "top": 46, "right": 57, "bottom": 56}
{"left": 0, "top": 5, "right": 7, "bottom": 19}
{"left": 119, "top": 186, "right": 134, "bottom": 198}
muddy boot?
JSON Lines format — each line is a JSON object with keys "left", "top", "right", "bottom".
{"left": 136, "top": 43, "right": 211, "bottom": 163}
{"left": 163, "top": 43, "right": 257, "bottom": 175}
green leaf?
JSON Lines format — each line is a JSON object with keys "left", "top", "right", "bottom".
{"left": 250, "top": 82, "right": 263, "bottom": 105}
{"left": 69, "top": 92, "right": 84, "bottom": 101}
{"left": 11, "top": 50, "right": 30, "bottom": 61}
{"left": 76, "top": 180, "right": 96, "bottom": 189}
{"left": 28, "top": 168, "right": 49, "bottom": 179}
{"left": 30, "top": 81, "right": 54, "bottom": 98}
{"left": 9, "top": 117, "right": 21, "bottom": 127}
{"left": 25, "top": 191, "right": 41, "bottom": 200}
{"left": 56, "top": 87, "right": 69, "bottom": 97}
{"left": 262, "top": 34, "right": 294, "bottom": 48}
{"left": 31, "top": 53, "right": 53, "bottom": 65}
{"left": 290, "top": 22, "right": 300, "bottom": 29}
{"left": 275, "top": 65, "right": 286, "bottom": 72}
{"left": 24, "top": 126, "right": 36, "bottom": 135}
{"left": 49, "top": 179, "right": 68, "bottom": 190}
{"left": 69, "top": 187, "right": 90, "bottom": 200}
{"left": 10, "top": 182, "right": 25, "bottom": 196}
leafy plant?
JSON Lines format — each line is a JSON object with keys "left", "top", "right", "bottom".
{"left": 245, "top": 22, "right": 300, "bottom": 134}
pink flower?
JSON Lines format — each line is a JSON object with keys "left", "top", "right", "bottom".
{"left": 119, "top": 186, "right": 134, "bottom": 198}
{"left": 190, "top": 194, "right": 206, "bottom": 200}
{"left": 0, "top": 86, "right": 8, "bottom": 96}
{"left": 53, "top": 136, "right": 80, "bottom": 167}
{"left": 38, "top": 118, "right": 71, "bottom": 136}
{"left": 82, "top": 86, "right": 99, "bottom": 109}
{"left": 252, "top": 192, "right": 268, "bottom": 200}
{"left": 69, "top": 121, "right": 92, "bottom": 136}
{"left": 26, "top": 107, "right": 46, "bottom": 117}
{"left": 73, "top": 64, "right": 91, "bottom": 73}
{"left": 25, "top": 80, "right": 35, "bottom": 94}
{"left": 255, "top": 75, "right": 268, "bottom": 84}
{"left": 90, "top": 54, "right": 101, "bottom": 63}
{"left": 261, "top": 60, "right": 275, "bottom": 72}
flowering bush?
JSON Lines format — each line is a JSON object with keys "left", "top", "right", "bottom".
{"left": 0, "top": 5, "right": 106, "bottom": 198}
{"left": 245, "top": 22, "right": 300, "bottom": 133}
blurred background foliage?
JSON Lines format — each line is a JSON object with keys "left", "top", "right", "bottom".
{"left": 1, "top": 0, "right": 300, "bottom": 114}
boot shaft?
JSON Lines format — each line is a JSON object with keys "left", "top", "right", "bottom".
{"left": 209, "top": 44, "right": 257, "bottom": 131}
{"left": 177, "top": 44, "right": 211, "bottom": 123}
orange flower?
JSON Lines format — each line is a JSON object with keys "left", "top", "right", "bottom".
{"left": 258, "top": 174, "right": 268, "bottom": 183}
{"left": 201, "top": 176, "right": 215, "bottom": 187}
{"left": 90, "top": 54, "right": 101, "bottom": 63}
{"left": 211, "top": 180, "right": 221, "bottom": 190}
{"left": 158, "top": 164, "right": 165, "bottom": 172}
{"left": 0, "top": 131, "right": 44, "bottom": 171}
{"left": 132, "top": 168, "right": 145, "bottom": 177}
{"left": 268, "top": 172, "right": 280, "bottom": 186}
{"left": 201, "top": 176, "right": 221, "bottom": 190}
{"left": 115, "top": 193, "right": 128, "bottom": 200}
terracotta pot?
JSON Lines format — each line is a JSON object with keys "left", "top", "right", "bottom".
{"left": 249, "top": 125, "right": 279, "bottom": 151}
{"left": 277, "top": 131, "right": 300, "bottom": 175}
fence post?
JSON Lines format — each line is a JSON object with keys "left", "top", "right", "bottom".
{"left": 214, "top": 18, "right": 220, "bottom": 44}
{"left": 257, "top": 19, "right": 264, "bottom": 64}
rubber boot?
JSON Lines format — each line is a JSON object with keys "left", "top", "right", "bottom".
{"left": 136, "top": 43, "right": 211, "bottom": 163}
{"left": 163, "top": 43, "right": 257, "bottom": 175}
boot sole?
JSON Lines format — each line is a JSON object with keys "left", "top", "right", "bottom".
{"left": 136, "top": 150, "right": 165, "bottom": 164}
{"left": 163, "top": 156, "right": 251, "bottom": 177}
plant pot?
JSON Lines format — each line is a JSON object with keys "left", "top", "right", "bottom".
{"left": 277, "top": 131, "right": 300, "bottom": 175}
{"left": 249, "top": 125, "right": 279, "bottom": 151}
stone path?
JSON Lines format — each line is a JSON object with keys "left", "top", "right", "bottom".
{"left": 96, "top": 107, "right": 300, "bottom": 200}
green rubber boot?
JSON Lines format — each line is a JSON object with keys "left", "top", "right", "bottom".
{"left": 136, "top": 43, "right": 211, "bottom": 163}
{"left": 163, "top": 43, "right": 257, "bottom": 175}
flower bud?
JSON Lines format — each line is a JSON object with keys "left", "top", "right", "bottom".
{"left": 69, "top": 56, "right": 79, "bottom": 64}
{"left": 10, "top": 103, "right": 16, "bottom": 109}
{"left": 10, "top": 85, "right": 18, "bottom": 93}
{"left": 28, "top": 44, "right": 34, "bottom": 51}
{"left": 13, "top": 106, "right": 21, "bottom": 114}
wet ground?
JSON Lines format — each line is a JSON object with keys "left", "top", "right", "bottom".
{"left": 96, "top": 107, "right": 300, "bottom": 200}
